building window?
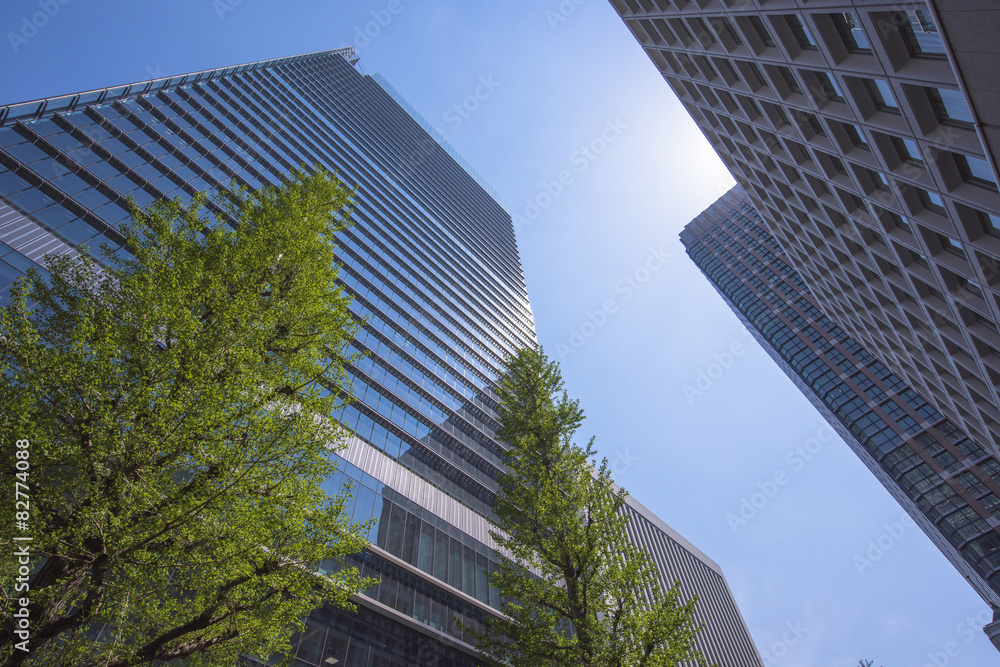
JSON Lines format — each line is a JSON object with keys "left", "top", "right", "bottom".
{"left": 957, "top": 154, "right": 998, "bottom": 191}
{"left": 954, "top": 275, "right": 984, "bottom": 300}
{"left": 912, "top": 251, "right": 931, "bottom": 269}
{"left": 918, "top": 188, "right": 947, "bottom": 214}
{"left": 690, "top": 17, "right": 717, "bottom": 48}
{"left": 867, "top": 79, "right": 900, "bottom": 113}
{"left": 834, "top": 12, "right": 872, "bottom": 53}
{"left": 930, "top": 88, "right": 975, "bottom": 127}
{"left": 714, "top": 16, "right": 743, "bottom": 48}
{"left": 815, "top": 72, "right": 844, "bottom": 102}
{"left": 776, "top": 67, "right": 801, "bottom": 94}
{"left": 980, "top": 211, "right": 1000, "bottom": 239}
{"left": 743, "top": 61, "right": 767, "bottom": 90}
{"left": 895, "top": 137, "right": 923, "bottom": 164}
{"left": 899, "top": 9, "right": 946, "bottom": 58}
{"left": 846, "top": 124, "right": 870, "bottom": 150}
{"left": 938, "top": 234, "right": 967, "bottom": 258}
{"left": 786, "top": 15, "right": 818, "bottom": 50}
{"left": 974, "top": 312, "right": 999, "bottom": 334}
{"left": 804, "top": 113, "right": 826, "bottom": 137}
{"left": 748, "top": 15, "right": 776, "bottom": 47}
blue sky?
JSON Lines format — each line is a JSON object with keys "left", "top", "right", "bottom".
{"left": 1, "top": 1, "right": 995, "bottom": 664}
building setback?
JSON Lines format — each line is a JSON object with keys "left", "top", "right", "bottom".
{"left": 0, "top": 49, "right": 762, "bottom": 665}
{"left": 683, "top": 186, "right": 1000, "bottom": 649}
{"left": 608, "top": 0, "right": 1000, "bottom": 461}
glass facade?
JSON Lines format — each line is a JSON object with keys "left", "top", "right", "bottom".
{"left": 682, "top": 187, "right": 1000, "bottom": 631}
{"left": 1, "top": 47, "right": 766, "bottom": 664}
{"left": 0, "top": 47, "right": 532, "bottom": 664}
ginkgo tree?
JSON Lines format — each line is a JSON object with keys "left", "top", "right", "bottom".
{"left": 470, "top": 346, "right": 712, "bottom": 667}
{"left": 0, "top": 168, "right": 375, "bottom": 667}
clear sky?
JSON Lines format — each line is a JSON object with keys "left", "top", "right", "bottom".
{"left": 1, "top": 1, "right": 995, "bottom": 664}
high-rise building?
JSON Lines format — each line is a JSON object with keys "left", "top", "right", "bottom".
{"left": 621, "top": 493, "right": 764, "bottom": 666}
{"left": 609, "top": 0, "right": 1000, "bottom": 457}
{"left": 682, "top": 186, "right": 1000, "bottom": 649}
{"left": 0, "top": 49, "right": 763, "bottom": 665}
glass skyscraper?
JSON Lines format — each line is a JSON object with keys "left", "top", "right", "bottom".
{"left": 1, "top": 47, "right": 763, "bottom": 665}
{"left": 683, "top": 187, "right": 1000, "bottom": 650}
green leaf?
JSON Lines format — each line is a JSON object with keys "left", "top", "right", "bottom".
{"left": 0, "top": 167, "right": 376, "bottom": 667}
{"left": 469, "top": 346, "right": 712, "bottom": 667}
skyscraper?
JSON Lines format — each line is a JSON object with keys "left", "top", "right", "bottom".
{"left": 0, "top": 48, "right": 764, "bottom": 664}
{"left": 682, "top": 186, "right": 1000, "bottom": 650}
{"left": 609, "top": 0, "right": 1000, "bottom": 457}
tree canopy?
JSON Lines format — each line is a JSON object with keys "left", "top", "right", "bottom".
{"left": 471, "top": 346, "right": 711, "bottom": 667}
{"left": 0, "top": 168, "right": 375, "bottom": 667}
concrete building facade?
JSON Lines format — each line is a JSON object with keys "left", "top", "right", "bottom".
{"left": 683, "top": 186, "right": 1000, "bottom": 649}
{"left": 610, "top": 0, "right": 1000, "bottom": 458}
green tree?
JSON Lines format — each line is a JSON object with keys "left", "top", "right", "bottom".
{"left": 470, "top": 346, "right": 710, "bottom": 667}
{"left": 0, "top": 168, "right": 375, "bottom": 667}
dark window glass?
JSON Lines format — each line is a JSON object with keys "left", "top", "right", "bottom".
{"left": 748, "top": 16, "right": 775, "bottom": 47}
{"left": 867, "top": 79, "right": 900, "bottom": 112}
{"left": 845, "top": 124, "right": 870, "bottom": 149}
{"left": 835, "top": 12, "right": 872, "bottom": 52}
{"left": 899, "top": 9, "right": 946, "bottom": 58}
{"left": 786, "top": 15, "right": 817, "bottom": 50}
{"left": 931, "top": 88, "right": 974, "bottom": 126}
{"left": 958, "top": 154, "right": 997, "bottom": 190}
{"left": 896, "top": 137, "right": 922, "bottom": 163}
{"left": 917, "top": 188, "right": 946, "bottom": 213}
{"left": 815, "top": 72, "right": 844, "bottom": 102}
